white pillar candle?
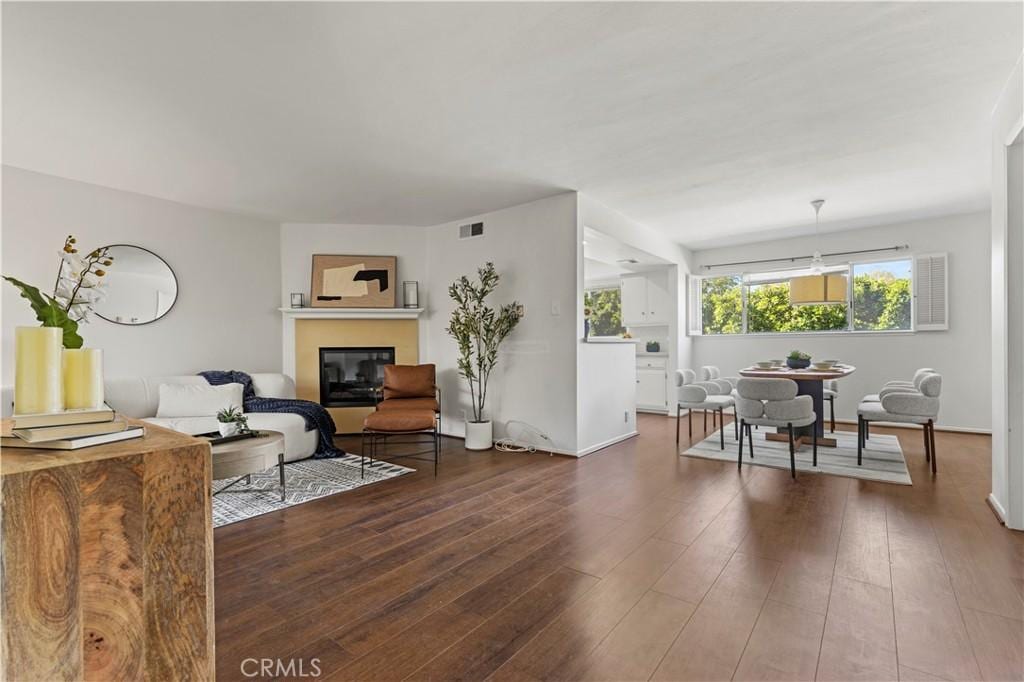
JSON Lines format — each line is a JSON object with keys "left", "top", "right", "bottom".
{"left": 63, "top": 348, "right": 104, "bottom": 410}
{"left": 14, "top": 326, "right": 63, "bottom": 415}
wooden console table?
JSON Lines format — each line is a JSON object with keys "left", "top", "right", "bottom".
{"left": 1, "top": 420, "right": 215, "bottom": 681}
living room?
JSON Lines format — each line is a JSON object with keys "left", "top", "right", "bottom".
{"left": 2, "top": 3, "right": 1023, "bottom": 682}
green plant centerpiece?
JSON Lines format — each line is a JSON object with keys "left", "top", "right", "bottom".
{"left": 4, "top": 235, "right": 114, "bottom": 348}
{"left": 216, "top": 406, "right": 251, "bottom": 437}
{"left": 786, "top": 349, "right": 812, "bottom": 369}
{"left": 446, "top": 262, "right": 521, "bottom": 450}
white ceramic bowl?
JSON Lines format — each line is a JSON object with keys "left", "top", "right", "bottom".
{"left": 755, "top": 361, "right": 774, "bottom": 369}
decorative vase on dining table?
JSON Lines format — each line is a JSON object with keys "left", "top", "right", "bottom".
{"left": 63, "top": 347, "right": 105, "bottom": 410}
{"left": 786, "top": 357, "right": 811, "bottom": 369}
{"left": 14, "top": 326, "right": 64, "bottom": 414}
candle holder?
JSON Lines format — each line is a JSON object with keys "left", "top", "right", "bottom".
{"left": 402, "top": 281, "right": 419, "bottom": 309}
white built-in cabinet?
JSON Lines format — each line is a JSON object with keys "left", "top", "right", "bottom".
{"left": 636, "top": 357, "right": 668, "bottom": 412}
{"left": 621, "top": 271, "right": 671, "bottom": 327}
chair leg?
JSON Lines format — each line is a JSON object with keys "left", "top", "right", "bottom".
{"left": 676, "top": 405, "right": 681, "bottom": 445}
{"left": 734, "top": 408, "right": 739, "bottom": 440}
{"left": 829, "top": 396, "right": 836, "bottom": 433}
{"left": 738, "top": 419, "right": 744, "bottom": 468}
{"left": 864, "top": 420, "right": 870, "bottom": 440}
{"left": 704, "top": 409, "right": 707, "bottom": 431}
{"left": 787, "top": 423, "right": 796, "bottom": 479}
{"left": 857, "top": 417, "right": 863, "bottom": 466}
{"left": 719, "top": 409, "right": 725, "bottom": 450}
{"left": 434, "top": 428, "right": 439, "bottom": 477}
{"left": 929, "top": 420, "right": 937, "bottom": 474}
{"left": 361, "top": 431, "right": 366, "bottom": 479}
{"left": 688, "top": 409, "right": 692, "bottom": 438}
{"left": 748, "top": 423, "right": 754, "bottom": 458}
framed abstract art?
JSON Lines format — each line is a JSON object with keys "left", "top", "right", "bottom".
{"left": 310, "top": 254, "right": 398, "bottom": 308}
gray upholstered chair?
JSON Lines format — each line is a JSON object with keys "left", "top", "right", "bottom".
{"left": 735, "top": 377, "right": 817, "bottom": 478}
{"left": 823, "top": 380, "right": 838, "bottom": 432}
{"left": 701, "top": 366, "right": 739, "bottom": 395}
{"left": 857, "top": 372, "right": 942, "bottom": 473}
{"left": 860, "top": 368, "right": 935, "bottom": 403}
{"left": 675, "top": 369, "right": 737, "bottom": 449}
{"left": 858, "top": 367, "right": 935, "bottom": 440}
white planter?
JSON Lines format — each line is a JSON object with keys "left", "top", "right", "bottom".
{"left": 464, "top": 420, "right": 493, "bottom": 451}
{"left": 219, "top": 422, "right": 240, "bottom": 437}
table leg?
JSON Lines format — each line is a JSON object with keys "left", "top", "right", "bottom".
{"left": 278, "top": 453, "right": 286, "bottom": 502}
{"left": 765, "top": 379, "right": 839, "bottom": 448}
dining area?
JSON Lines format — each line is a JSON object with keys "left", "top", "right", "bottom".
{"left": 675, "top": 353, "right": 943, "bottom": 484}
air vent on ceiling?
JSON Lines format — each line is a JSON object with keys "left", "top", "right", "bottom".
{"left": 459, "top": 222, "right": 484, "bottom": 239}
{"left": 616, "top": 258, "right": 639, "bottom": 264}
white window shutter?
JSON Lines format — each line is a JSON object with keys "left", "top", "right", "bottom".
{"left": 914, "top": 253, "right": 948, "bottom": 331}
{"left": 687, "top": 275, "right": 703, "bottom": 336}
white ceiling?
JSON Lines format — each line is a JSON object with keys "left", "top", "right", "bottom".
{"left": 3, "top": 2, "right": 1021, "bottom": 248}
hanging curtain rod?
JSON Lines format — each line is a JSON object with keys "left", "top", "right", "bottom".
{"left": 701, "top": 244, "right": 910, "bottom": 270}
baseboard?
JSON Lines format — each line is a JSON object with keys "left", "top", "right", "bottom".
{"left": 437, "top": 429, "right": 578, "bottom": 457}
{"left": 650, "top": 414, "right": 990, "bottom": 436}
{"left": 986, "top": 493, "right": 1008, "bottom": 524}
{"left": 575, "top": 430, "right": 639, "bottom": 457}
{"left": 831, "top": 418, "right": 991, "bottom": 435}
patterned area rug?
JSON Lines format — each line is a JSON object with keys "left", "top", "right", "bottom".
{"left": 683, "top": 427, "right": 912, "bottom": 485}
{"left": 212, "top": 454, "right": 414, "bottom": 527}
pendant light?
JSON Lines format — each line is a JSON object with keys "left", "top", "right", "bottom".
{"left": 789, "top": 199, "right": 847, "bottom": 306}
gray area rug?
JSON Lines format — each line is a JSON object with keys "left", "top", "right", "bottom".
{"left": 683, "top": 427, "right": 912, "bottom": 485}
{"left": 212, "top": 454, "right": 413, "bottom": 527}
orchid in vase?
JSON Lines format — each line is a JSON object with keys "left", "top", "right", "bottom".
{"left": 4, "top": 235, "right": 114, "bottom": 348}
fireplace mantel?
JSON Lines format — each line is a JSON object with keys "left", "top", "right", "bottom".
{"left": 278, "top": 307, "right": 424, "bottom": 320}
{"left": 278, "top": 307, "right": 421, "bottom": 382}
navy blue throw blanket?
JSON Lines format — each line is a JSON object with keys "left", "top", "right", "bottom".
{"left": 199, "top": 370, "right": 346, "bottom": 459}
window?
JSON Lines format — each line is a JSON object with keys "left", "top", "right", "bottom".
{"left": 584, "top": 286, "right": 624, "bottom": 337}
{"left": 746, "top": 271, "right": 847, "bottom": 334}
{"left": 701, "top": 276, "right": 742, "bottom": 334}
{"left": 853, "top": 260, "right": 912, "bottom": 331}
{"left": 693, "top": 257, "right": 917, "bottom": 335}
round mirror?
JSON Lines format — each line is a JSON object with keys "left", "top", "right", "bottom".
{"left": 93, "top": 245, "right": 178, "bottom": 325}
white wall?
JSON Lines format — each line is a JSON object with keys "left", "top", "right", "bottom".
{"left": 990, "top": 54, "right": 1023, "bottom": 529}
{"left": 579, "top": 195, "right": 694, "bottom": 416}
{"left": 425, "top": 193, "right": 580, "bottom": 453}
{"left": 1, "top": 167, "right": 281, "bottom": 384}
{"left": 579, "top": 341, "right": 637, "bottom": 454}
{"left": 691, "top": 211, "right": 991, "bottom": 432}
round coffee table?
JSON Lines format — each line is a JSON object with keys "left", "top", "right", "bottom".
{"left": 210, "top": 430, "right": 287, "bottom": 501}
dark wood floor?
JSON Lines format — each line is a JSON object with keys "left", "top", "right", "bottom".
{"left": 213, "top": 415, "right": 1023, "bottom": 682}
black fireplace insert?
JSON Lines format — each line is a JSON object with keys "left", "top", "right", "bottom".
{"left": 319, "top": 346, "right": 396, "bottom": 407}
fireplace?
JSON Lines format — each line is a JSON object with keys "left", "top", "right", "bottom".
{"left": 319, "top": 346, "right": 395, "bottom": 407}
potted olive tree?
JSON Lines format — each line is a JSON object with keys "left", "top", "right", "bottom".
{"left": 446, "top": 263, "right": 521, "bottom": 450}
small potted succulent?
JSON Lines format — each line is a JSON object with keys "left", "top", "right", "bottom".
{"left": 786, "top": 350, "right": 812, "bottom": 369}
{"left": 216, "top": 406, "right": 251, "bottom": 437}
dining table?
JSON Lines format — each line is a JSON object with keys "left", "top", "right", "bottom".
{"left": 737, "top": 363, "right": 856, "bottom": 448}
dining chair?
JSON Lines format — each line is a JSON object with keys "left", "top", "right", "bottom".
{"left": 858, "top": 367, "right": 934, "bottom": 440}
{"left": 857, "top": 372, "right": 942, "bottom": 474}
{"left": 675, "top": 369, "right": 737, "bottom": 449}
{"left": 735, "top": 377, "right": 816, "bottom": 479}
{"left": 701, "top": 366, "right": 739, "bottom": 395}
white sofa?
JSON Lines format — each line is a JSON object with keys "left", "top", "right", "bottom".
{"left": 104, "top": 373, "right": 318, "bottom": 462}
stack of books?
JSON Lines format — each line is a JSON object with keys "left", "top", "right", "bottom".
{"left": 2, "top": 405, "right": 144, "bottom": 450}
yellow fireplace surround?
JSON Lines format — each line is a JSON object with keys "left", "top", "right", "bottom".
{"left": 294, "top": 318, "right": 419, "bottom": 434}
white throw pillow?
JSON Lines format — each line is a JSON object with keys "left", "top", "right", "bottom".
{"left": 156, "top": 383, "right": 244, "bottom": 418}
